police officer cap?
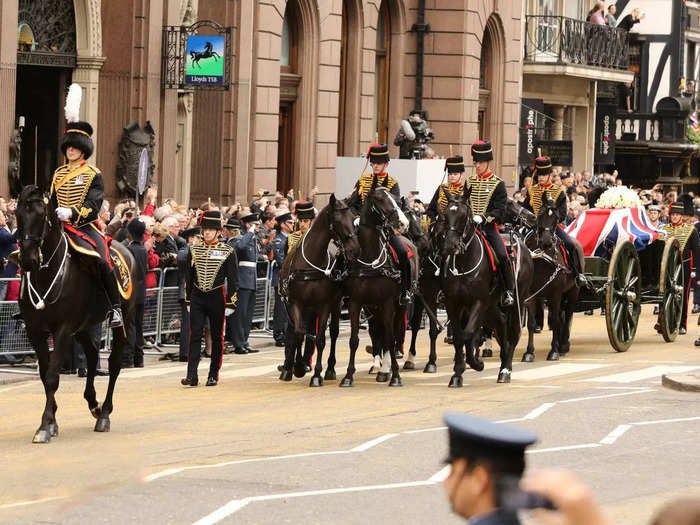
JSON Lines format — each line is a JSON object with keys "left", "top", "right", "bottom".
{"left": 368, "top": 143, "right": 390, "bottom": 164}
{"left": 296, "top": 201, "right": 316, "bottom": 220}
{"left": 443, "top": 412, "right": 537, "bottom": 463}
{"left": 200, "top": 210, "right": 223, "bottom": 230}
{"left": 471, "top": 140, "right": 493, "bottom": 162}
{"left": 275, "top": 211, "right": 293, "bottom": 223}
{"left": 445, "top": 155, "right": 465, "bottom": 174}
{"left": 126, "top": 217, "right": 146, "bottom": 242}
{"left": 224, "top": 216, "right": 241, "bottom": 230}
{"left": 181, "top": 226, "right": 201, "bottom": 240}
{"left": 646, "top": 204, "right": 661, "bottom": 213}
{"left": 240, "top": 211, "right": 260, "bottom": 223}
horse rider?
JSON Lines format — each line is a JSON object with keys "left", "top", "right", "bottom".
{"left": 181, "top": 210, "right": 239, "bottom": 387}
{"left": 50, "top": 120, "right": 123, "bottom": 327}
{"left": 662, "top": 195, "right": 700, "bottom": 335}
{"left": 522, "top": 156, "right": 587, "bottom": 288}
{"left": 466, "top": 140, "right": 515, "bottom": 307}
{"left": 286, "top": 200, "right": 316, "bottom": 255}
{"left": 271, "top": 210, "right": 295, "bottom": 347}
{"left": 231, "top": 211, "right": 260, "bottom": 355}
{"left": 426, "top": 154, "right": 466, "bottom": 223}
{"left": 347, "top": 143, "right": 411, "bottom": 305}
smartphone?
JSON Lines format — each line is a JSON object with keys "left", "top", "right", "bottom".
{"left": 495, "top": 475, "right": 555, "bottom": 512}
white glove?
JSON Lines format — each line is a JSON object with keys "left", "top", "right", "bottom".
{"left": 473, "top": 215, "right": 483, "bottom": 225}
{"left": 692, "top": 272, "right": 697, "bottom": 279}
{"left": 353, "top": 217, "right": 360, "bottom": 227}
{"left": 56, "top": 207, "right": 73, "bottom": 222}
{"left": 186, "top": 305, "right": 190, "bottom": 313}
{"left": 225, "top": 308, "right": 234, "bottom": 316}
{"left": 248, "top": 223, "right": 257, "bottom": 232}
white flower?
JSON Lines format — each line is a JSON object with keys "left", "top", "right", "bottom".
{"left": 594, "top": 186, "right": 641, "bottom": 209}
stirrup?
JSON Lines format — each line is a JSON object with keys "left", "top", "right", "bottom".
{"left": 109, "top": 307, "right": 124, "bottom": 328}
{"left": 501, "top": 291, "right": 515, "bottom": 307}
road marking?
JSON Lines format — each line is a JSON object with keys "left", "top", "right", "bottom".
{"left": 583, "top": 365, "right": 700, "bottom": 384}
{"left": 631, "top": 416, "right": 700, "bottom": 426}
{"left": 599, "top": 424, "right": 632, "bottom": 444}
{"left": 0, "top": 382, "right": 35, "bottom": 394}
{"left": 484, "top": 363, "right": 611, "bottom": 381}
{"left": 528, "top": 443, "right": 602, "bottom": 454}
{"left": 0, "top": 495, "right": 68, "bottom": 510}
{"left": 558, "top": 389, "right": 654, "bottom": 403}
{"left": 350, "top": 433, "right": 398, "bottom": 452}
{"left": 219, "top": 364, "right": 280, "bottom": 379}
{"left": 428, "top": 465, "right": 451, "bottom": 482}
{"left": 523, "top": 402, "right": 556, "bottom": 420}
{"left": 403, "top": 426, "right": 447, "bottom": 435}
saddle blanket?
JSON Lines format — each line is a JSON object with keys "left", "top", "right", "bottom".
{"left": 564, "top": 207, "right": 664, "bottom": 257}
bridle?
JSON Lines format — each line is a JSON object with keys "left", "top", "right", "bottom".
{"left": 366, "top": 187, "right": 401, "bottom": 232}
{"left": 444, "top": 201, "right": 483, "bottom": 277}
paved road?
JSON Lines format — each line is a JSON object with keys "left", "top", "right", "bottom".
{"left": 2, "top": 306, "right": 700, "bottom": 524}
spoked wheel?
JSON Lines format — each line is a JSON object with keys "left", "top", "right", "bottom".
{"left": 605, "top": 241, "right": 641, "bottom": 352}
{"left": 658, "top": 239, "right": 683, "bottom": 342}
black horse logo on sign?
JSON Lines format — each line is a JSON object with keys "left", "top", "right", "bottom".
{"left": 190, "top": 41, "right": 220, "bottom": 68}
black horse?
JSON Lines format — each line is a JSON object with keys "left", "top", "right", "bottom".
{"left": 15, "top": 186, "right": 141, "bottom": 443}
{"left": 340, "top": 179, "right": 417, "bottom": 387}
{"left": 279, "top": 194, "right": 360, "bottom": 386}
{"left": 190, "top": 42, "right": 220, "bottom": 68}
{"left": 440, "top": 188, "right": 530, "bottom": 385}
{"left": 402, "top": 201, "right": 444, "bottom": 373}
{"left": 521, "top": 195, "right": 581, "bottom": 361}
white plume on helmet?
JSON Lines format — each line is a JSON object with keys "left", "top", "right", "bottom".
{"left": 64, "top": 83, "right": 82, "bottom": 123}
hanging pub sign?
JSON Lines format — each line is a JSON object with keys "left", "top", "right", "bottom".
{"left": 162, "top": 20, "right": 231, "bottom": 90}
{"left": 594, "top": 100, "right": 617, "bottom": 165}
{"left": 519, "top": 98, "right": 544, "bottom": 166}
{"left": 537, "top": 140, "right": 573, "bottom": 167}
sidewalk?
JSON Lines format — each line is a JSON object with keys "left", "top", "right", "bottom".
{"left": 662, "top": 371, "right": 700, "bottom": 393}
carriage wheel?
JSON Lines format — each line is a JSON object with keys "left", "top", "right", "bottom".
{"left": 605, "top": 241, "right": 641, "bottom": 352}
{"left": 658, "top": 239, "right": 683, "bottom": 342}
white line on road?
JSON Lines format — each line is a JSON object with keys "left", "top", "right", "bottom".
{"left": 428, "top": 465, "right": 451, "bottom": 482}
{"left": 0, "top": 382, "right": 35, "bottom": 394}
{"left": 630, "top": 416, "right": 700, "bottom": 426}
{"left": 523, "top": 402, "right": 556, "bottom": 420}
{"left": 0, "top": 495, "right": 68, "bottom": 510}
{"left": 528, "top": 443, "right": 602, "bottom": 454}
{"left": 350, "top": 433, "right": 398, "bottom": 452}
{"left": 583, "top": 366, "right": 700, "bottom": 384}
{"left": 558, "top": 389, "right": 655, "bottom": 403}
{"left": 484, "top": 363, "right": 611, "bottom": 381}
{"left": 599, "top": 424, "right": 632, "bottom": 444}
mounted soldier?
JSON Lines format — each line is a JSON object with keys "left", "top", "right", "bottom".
{"left": 662, "top": 194, "right": 700, "bottom": 335}
{"left": 50, "top": 105, "right": 123, "bottom": 327}
{"left": 426, "top": 154, "right": 466, "bottom": 221}
{"left": 347, "top": 143, "right": 411, "bottom": 304}
{"left": 465, "top": 140, "right": 514, "bottom": 307}
{"left": 522, "top": 156, "right": 587, "bottom": 288}
{"left": 286, "top": 201, "right": 315, "bottom": 255}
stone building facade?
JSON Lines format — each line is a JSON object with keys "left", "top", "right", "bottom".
{"left": 0, "top": 0, "right": 524, "bottom": 206}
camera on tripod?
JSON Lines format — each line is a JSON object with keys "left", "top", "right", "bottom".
{"left": 395, "top": 110, "right": 434, "bottom": 160}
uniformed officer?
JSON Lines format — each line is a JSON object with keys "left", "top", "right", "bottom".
{"left": 181, "top": 211, "right": 238, "bottom": 387}
{"left": 347, "top": 143, "right": 411, "bottom": 304}
{"left": 177, "top": 226, "right": 201, "bottom": 362}
{"left": 123, "top": 218, "right": 148, "bottom": 368}
{"left": 222, "top": 216, "right": 241, "bottom": 246}
{"left": 231, "top": 212, "right": 260, "bottom": 354}
{"left": 442, "top": 413, "right": 537, "bottom": 524}
{"left": 287, "top": 201, "right": 315, "bottom": 254}
{"left": 522, "top": 156, "right": 587, "bottom": 287}
{"left": 271, "top": 210, "right": 295, "bottom": 346}
{"left": 50, "top": 116, "right": 123, "bottom": 327}
{"left": 466, "top": 141, "right": 515, "bottom": 307}
{"left": 662, "top": 195, "right": 700, "bottom": 334}
{"left": 426, "top": 154, "right": 466, "bottom": 220}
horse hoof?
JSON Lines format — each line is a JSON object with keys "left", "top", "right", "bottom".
{"left": 389, "top": 376, "right": 403, "bottom": 387}
{"left": 324, "top": 369, "right": 337, "bottom": 381}
{"left": 481, "top": 348, "right": 493, "bottom": 358}
{"left": 448, "top": 376, "right": 463, "bottom": 388}
{"left": 339, "top": 377, "right": 354, "bottom": 387}
{"left": 90, "top": 403, "right": 102, "bottom": 420}
{"left": 403, "top": 361, "right": 416, "bottom": 370}
{"left": 522, "top": 353, "right": 535, "bottom": 363}
{"left": 547, "top": 351, "right": 560, "bottom": 361}
{"left": 309, "top": 376, "right": 323, "bottom": 387}
{"left": 279, "top": 369, "right": 293, "bottom": 382}
{"left": 497, "top": 369, "right": 512, "bottom": 383}
{"left": 32, "top": 430, "right": 51, "bottom": 444}
{"left": 293, "top": 364, "right": 307, "bottom": 378}
{"left": 94, "top": 418, "right": 110, "bottom": 433}
{"left": 376, "top": 372, "right": 389, "bottom": 383}
{"left": 423, "top": 363, "right": 437, "bottom": 374}
{"left": 396, "top": 349, "right": 404, "bottom": 359}
{"left": 48, "top": 423, "right": 59, "bottom": 437}
{"left": 368, "top": 365, "right": 378, "bottom": 375}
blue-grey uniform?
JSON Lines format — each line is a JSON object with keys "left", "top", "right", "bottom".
{"left": 443, "top": 413, "right": 541, "bottom": 524}
{"left": 271, "top": 212, "right": 292, "bottom": 345}
{"left": 231, "top": 213, "right": 259, "bottom": 354}
{"left": 222, "top": 217, "right": 242, "bottom": 344}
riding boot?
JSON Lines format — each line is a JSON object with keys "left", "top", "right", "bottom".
{"left": 399, "top": 262, "right": 411, "bottom": 305}
{"left": 101, "top": 263, "right": 123, "bottom": 328}
{"left": 499, "top": 258, "right": 515, "bottom": 307}
{"left": 569, "top": 248, "right": 590, "bottom": 289}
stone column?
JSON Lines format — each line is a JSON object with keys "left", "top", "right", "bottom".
{"left": 0, "top": 1, "right": 18, "bottom": 197}
{"left": 552, "top": 105, "right": 565, "bottom": 140}
{"left": 73, "top": 56, "right": 105, "bottom": 157}
{"left": 234, "top": 0, "right": 254, "bottom": 202}
{"left": 175, "top": 92, "right": 194, "bottom": 206}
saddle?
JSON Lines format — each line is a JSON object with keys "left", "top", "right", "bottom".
{"left": 473, "top": 228, "right": 497, "bottom": 272}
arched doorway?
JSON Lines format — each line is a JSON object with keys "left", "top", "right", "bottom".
{"left": 15, "top": 0, "right": 78, "bottom": 191}
{"left": 478, "top": 14, "right": 506, "bottom": 174}
{"left": 337, "top": 0, "right": 362, "bottom": 156}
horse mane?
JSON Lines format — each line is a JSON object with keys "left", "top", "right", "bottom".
{"left": 19, "top": 184, "right": 43, "bottom": 202}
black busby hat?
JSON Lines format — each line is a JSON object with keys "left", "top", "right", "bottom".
{"left": 181, "top": 226, "right": 202, "bottom": 240}
{"left": 471, "top": 140, "right": 493, "bottom": 162}
{"left": 126, "top": 217, "right": 146, "bottom": 242}
{"left": 200, "top": 210, "right": 223, "bottom": 230}
{"left": 224, "top": 216, "right": 241, "bottom": 230}
{"left": 61, "top": 121, "right": 94, "bottom": 160}
{"left": 670, "top": 194, "right": 694, "bottom": 216}
{"left": 295, "top": 200, "right": 315, "bottom": 220}
{"left": 443, "top": 412, "right": 537, "bottom": 472}
{"left": 368, "top": 143, "right": 390, "bottom": 164}
{"left": 445, "top": 155, "right": 465, "bottom": 174}
{"left": 534, "top": 156, "right": 553, "bottom": 177}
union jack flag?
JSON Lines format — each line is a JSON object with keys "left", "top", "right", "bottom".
{"left": 564, "top": 207, "right": 665, "bottom": 257}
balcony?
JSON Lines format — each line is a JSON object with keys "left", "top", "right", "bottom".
{"left": 615, "top": 112, "right": 660, "bottom": 142}
{"left": 523, "top": 15, "right": 634, "bottom": 83}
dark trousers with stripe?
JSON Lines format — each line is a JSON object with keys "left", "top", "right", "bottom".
{"left": 232, "top": 288, "right": 256, "bottom": 349}
{"left": 272, "top": 288, "right": 288, "bottom": 343}
{"left": 187, "top": 289, "right": 225, "bottom": 381}
{"left": 179, "top": 300, "right": 190, "bottom": 361}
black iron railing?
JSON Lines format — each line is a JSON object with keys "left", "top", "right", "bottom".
{"left": 524, "top": 15, "right": 630, "bottom": 70}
